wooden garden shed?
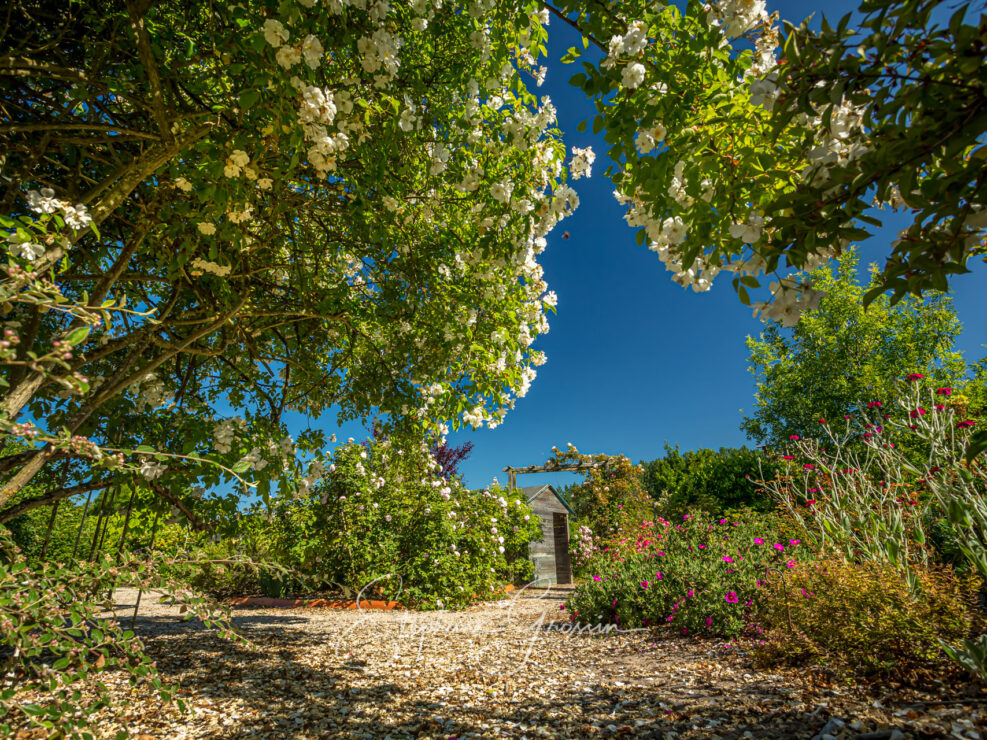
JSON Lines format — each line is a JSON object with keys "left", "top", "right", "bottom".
{"left": 518, "top": 484, "right": 573, "bottom": 585}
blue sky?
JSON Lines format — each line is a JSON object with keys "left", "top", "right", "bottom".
{"left": 320, "top": 0, "right": 987, "bottom": 492}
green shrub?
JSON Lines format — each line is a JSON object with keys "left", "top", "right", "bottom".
{"left": 184, "top": 539, "right": 263, "bottom": 599}
{"left": 263, "top": 437, "right": 541, "bottom": 608}
{"left": 641, "top": 444, "right": 777, "bottom": 517}
{"left": 754, "top": 557, "right": 979, "bottom": 677}
{"left": 565, "top": 511, "right": 800, "bottom": 637}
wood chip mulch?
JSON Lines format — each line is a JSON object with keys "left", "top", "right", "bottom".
{"left": 11, "top": 586, "right": 987, "bottom": 739}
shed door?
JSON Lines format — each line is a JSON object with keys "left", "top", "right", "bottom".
{"left": 553, "top": 513, "right": 572, "bottom": 584}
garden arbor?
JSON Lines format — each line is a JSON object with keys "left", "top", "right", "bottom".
{"left": 503, "top": 460, "right": 599, "bottom": 585}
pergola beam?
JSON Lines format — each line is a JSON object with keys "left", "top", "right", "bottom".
{"left": 502, "top": 461, "right": 604, "bottom": 490}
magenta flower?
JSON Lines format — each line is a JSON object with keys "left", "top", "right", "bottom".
{"left": 867, "top": 401, "right": 882, "bottom": 408}
{"left": 640, "top": 581, "right": 649, "bottom": 589}
{"left": 592, "top": 575, "right": 602, "bottom": 582}
{"left": 936, "top": 387, "right": 953, "bottom": 396}
{"left": 773, "top": 543, "right": 785, "bottom": 552}
{"left": 782, "top": 455, "right": 795, "bottom": 461}
{"left": 958, "top": 419, "right": 976, "bottom": 429}
{"left": 786, "top": 560, "right": 796, "bottom": 568}
{"left": 724, "top": 592, "right": 739, "bottom": 604}
{"left": 910, "top": 407, "right": 927, "bottom": 419}
{"left": 655, "top": 572, "right": 663, "bottom": 580}
{"left": 754, "top": 538, "right": 765, "bottom": 545}
{"left": 789, "top": 539, "right": 801, "bottom": 545}
{"left": 705, "top": 616, "right": 712, "bottom": 628}
{"left": 687, "top": 589, "right": 694, "bottom": 597}
{"left": 907, "top": 373, "right": 924, "bottom": 381}
{"left": 722, "top": 555, "right": 734, "bottom": 563}
{"left": 803, "top": 464, "right": 815, "bottom": 470}
{"left": 789, "top": 434, "right": 799, "bottom": 440}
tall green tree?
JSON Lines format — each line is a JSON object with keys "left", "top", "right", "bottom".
{"left": 742, "top": 251, "right": 966, "bottom": 448}
{"left": 641, "top": 444, "right": 776, "bottom": 515}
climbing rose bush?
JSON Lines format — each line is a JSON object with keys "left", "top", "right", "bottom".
{"left": 565, "top": 512, "right": 801, "bottom": 637}
{"left": 262, "top": 437, "right": 541, "bottom": 609}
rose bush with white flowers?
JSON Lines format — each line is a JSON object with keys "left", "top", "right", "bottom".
{"left": 260, "top": 437, "right": 541, "bottom": 608}
{"left": 0, "top": 0, "right": 576, "bottom": 511}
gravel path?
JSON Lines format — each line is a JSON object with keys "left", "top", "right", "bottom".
{"left": 49, "top": 587, "right": 987, "bottom": 738}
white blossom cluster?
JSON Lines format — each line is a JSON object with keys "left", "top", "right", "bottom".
{"left": 6, "top": 188, "right": 92, "bottom": 262}
{"left": 189, "top": 258, "right": 232, "bottom": 277}
{"left": 129, "top": 372, "right": 172, "bottom": 411}
{"left": 704, "top": 0, "right": 768, "bottom": 38}
{"left": 752, "top": 277, "right": 826, "bottom": 327}
{"left": 569, "top": 146, "right": 596, "bottom": 180}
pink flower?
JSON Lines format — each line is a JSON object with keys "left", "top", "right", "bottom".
{"left": 910, "top": 407, "right": 927, "bottom": 418}
{"left": 592, "top": 575, "right": 602, "bottom": 582}
{"left": 789, "top": 539, "right": 801, "bottom": 545}
{"left": 936, "top": 387, "right": 952, "bottom": 396}
{"left": 786, "top": 560, "right": 795, "bottom": 568}
{"left": 773, "top": 543, "right": 785, "bottom": 552}
{"left": 782, "top": 455, "right": 795, "bottom": 461}
{"left": 805, "top": 499, "right": 816, "bottom": 507}
{"left": 722, "top": 556, "right": 734, "bottom": 563}
{"left": 867, "top": 401, "right": 882, "bottom": 408}
{"left": 724, "top": 591, "right": 739, "bottom": 604}
{"left": 803, "top": 464, "right": 815, "bottom": 470}
{"left": 655, "top": 572, "right": 663, "bottom": 580}
{"left": 753, "top": 538, "right": 765, "bottom": 545}
{"left": 687, "top": 589, "right": 694, "bottom": 597}
{"left": 719, "top": 518, "right": 728, "bottom": 524}
{"left": 907, "top": 373, "right": 924, "bottom": 381}
{"left": 789, "top": 434, "right": 799, "bottom": 440}
{"left": 705, "top": 616, "right": 712, "bottom": 628}
{"left": 818, "top": 418, "right": 827, "bottom": 424}
{"left": 640, "top": 581, "right": 649, "bottom": 589}
{"left": 958, "top": 420, "right": 976, "bottom": 429}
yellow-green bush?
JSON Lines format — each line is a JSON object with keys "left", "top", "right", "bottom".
{"left": 754, "top": 557, "right": 979, "bottom": 677}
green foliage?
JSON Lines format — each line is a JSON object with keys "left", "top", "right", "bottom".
{"left": 0, "top": 0, "right": 572, "bottom": 507}
{"left": 262, "top": 437, "right": 541, "bottom": 608}
{"left": 773, "top": 0, "right": 987, "bottom": 302}
{"left": 546, "top": 445, "right": 652, "bottom": 538}
{"left": 641, "top": 444, "right": 777, "bottom": 516}
{"left": 565, "top": 511, "right": 801, "bottom": 637}
{"left": 0, "top": 527, "right": 239, "bottom": 739}
{"left": 755, "top": 558, "right": 978, "bottom": 678}
{"left": 743, "top": 251, "right": 966, "bottom": 448}
{"left": 557, "top": 0, "right": 987, "bottom": 315}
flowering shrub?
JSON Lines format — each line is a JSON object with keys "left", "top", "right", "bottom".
{"left": 569, "top": 523, "right": 598, "bottom": 575}
{"left": 565, "top": 512, "right": 801, "bottom": 637}
{"left": 762, "top": 379, "right": 987, "bottom": 581}
{"left": 754, "top": 557, "right": 979, "bottom": 678}
{"left": 761, "top": 377, "right": 987, "bottom": 677}
{"left": 264, "top": 438, "right": 541, "bottom": 609}
{"left": 547, "top": 445, "right": 653, "bottom": 538}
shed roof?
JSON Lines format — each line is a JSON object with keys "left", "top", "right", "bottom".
{"left": 518, "top": 484, "right": 575, "bottom": 516}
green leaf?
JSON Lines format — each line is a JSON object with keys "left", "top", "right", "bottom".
{"left": 965, "top": 429, "right": 987, "bottom": 463}
{"left": 65, "top": 326, "right": 90, "bottom": 346}
{"left": 239, "top": 89, "right": 261, "bottom": 110}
